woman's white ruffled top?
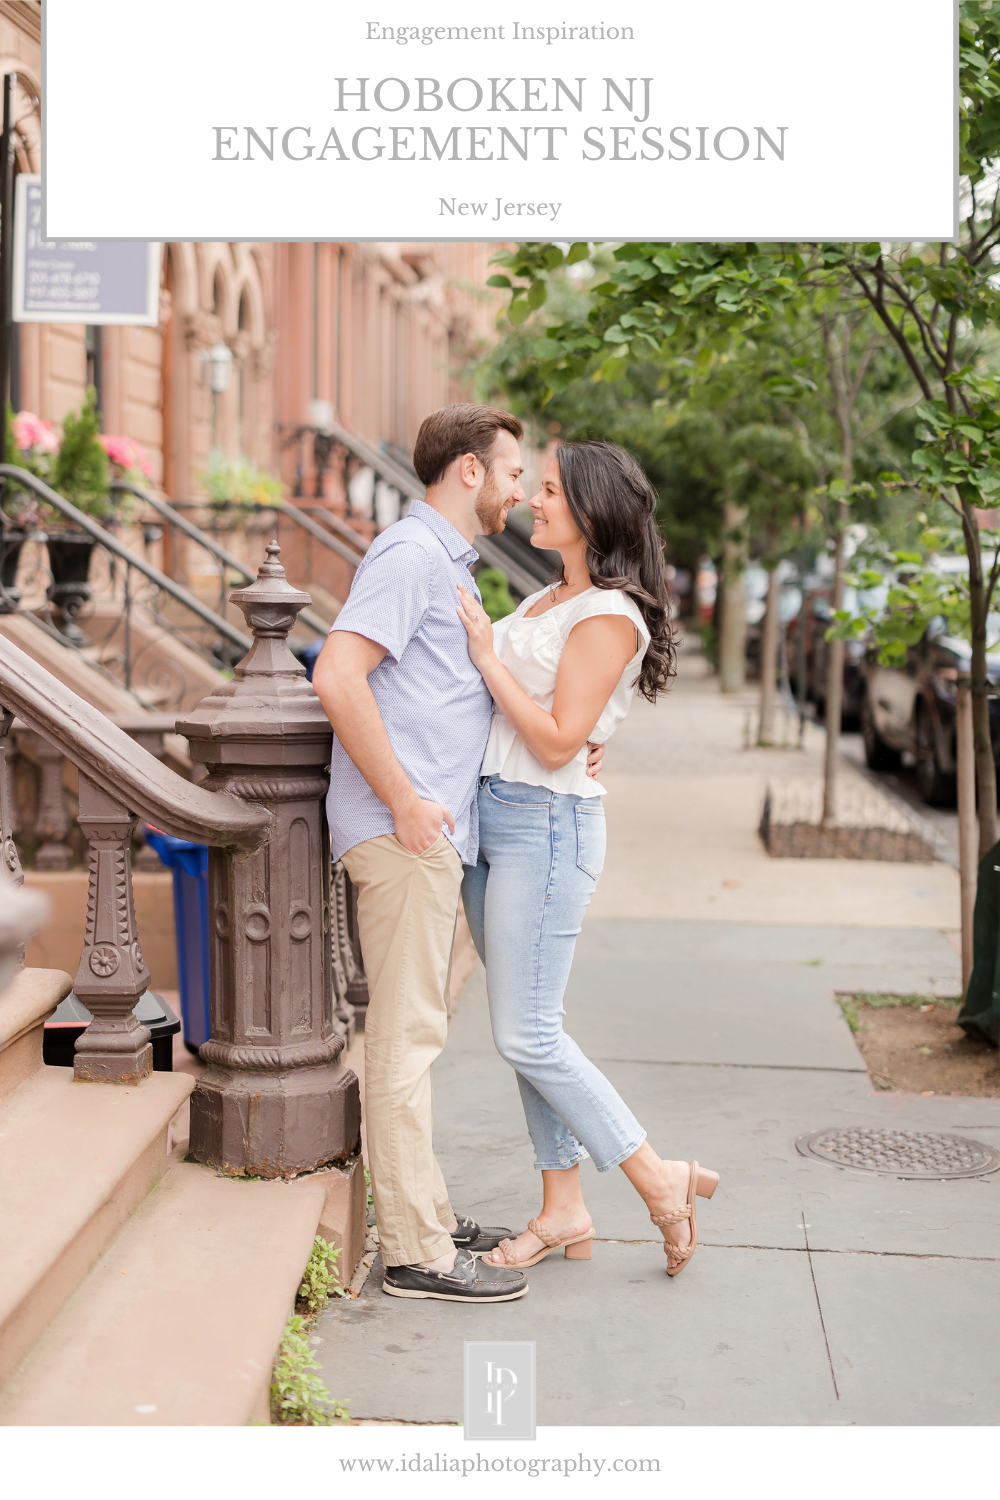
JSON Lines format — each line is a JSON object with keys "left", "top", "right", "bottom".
{"left": 480, "top": 585, "right": 651, "bottom": 798}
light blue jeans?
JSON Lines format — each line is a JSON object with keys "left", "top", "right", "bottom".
{"left": 462, "top": 776, "right": 646, "bottom": 1173}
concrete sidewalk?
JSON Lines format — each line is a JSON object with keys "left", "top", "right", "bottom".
{"left": 314, "top": 649, "right": 1000, "bottom": 1426}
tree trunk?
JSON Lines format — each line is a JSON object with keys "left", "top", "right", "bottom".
{"left": 956, "top": 679, "right": 978, "bottom": 998}
{"left": 962, "top": 498, "right": 998, "bottom": 857}
{"left": 757, "top": 566, "right": 780, "bottom": 744}
{"left": 821, "top": 507, "right": 848, "bottom": 825}
{"left": 819, "top": 318, "right": 859, "bottom": 829}
{"left": 718, "top": 502, "right": 747, "bottom": 694}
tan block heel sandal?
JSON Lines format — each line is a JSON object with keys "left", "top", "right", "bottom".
{"left": 494, "top": 1216, "right": 595, "bottom": 1268}
{"left": 650, "top": 1161, "right": 719, "bottom": 1278}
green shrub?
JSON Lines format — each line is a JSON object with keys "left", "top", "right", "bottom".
{"left": 198, "top": 454, "right": 284, "bottom": 509}
{"left": 52, "top": 388, "right": 111, "bottom": 519}
{"left": 478, "top": 565, "right": 516, "bottom": 622}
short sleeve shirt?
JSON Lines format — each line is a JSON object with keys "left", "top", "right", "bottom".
{"left": 325, "top": 499, "right": 494, "bottom": 865}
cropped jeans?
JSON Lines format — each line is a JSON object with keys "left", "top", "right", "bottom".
{"left": 462, "top": 776, "right": 646, "bottom": 1173}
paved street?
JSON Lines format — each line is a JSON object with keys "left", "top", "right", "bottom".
{"left": 315, "top": 648, "right": 1000, "bottom": 1425}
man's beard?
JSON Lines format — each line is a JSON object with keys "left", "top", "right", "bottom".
{"left": 474, "top": 469, "right": 508, "bottom": 536}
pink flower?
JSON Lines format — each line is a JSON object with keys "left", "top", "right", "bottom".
{"left": 100, "top": 434, "right": 154, "bottom": 479}
{"left": 13, "top": 410, "right": 58, "bottom": 454}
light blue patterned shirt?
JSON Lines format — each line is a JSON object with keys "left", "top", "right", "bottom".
{"left": 325, "top": 499, "right": 493, "bottom": 865}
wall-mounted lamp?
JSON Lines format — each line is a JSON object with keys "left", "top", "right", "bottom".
{"left": 203, "top": 341, "right": 233, "bottom": 393}
{"left": 309, "top": 398, "right": 334, "bottom": 433}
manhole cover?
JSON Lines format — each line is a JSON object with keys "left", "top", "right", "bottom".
{"left": 796, "top": 1127, "right": 1000, "bottom": 1180}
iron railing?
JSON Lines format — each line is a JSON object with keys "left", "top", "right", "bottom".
{"left": 0, "top": 466, "right": 251, "bottom": 710}
{"left": 280, "top": 419, "right": 550, "bottom": 599}
{"left": 111, "top": 480, "right": 330, "bottom": 638}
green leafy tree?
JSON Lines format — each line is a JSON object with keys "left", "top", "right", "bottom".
{"left": 485, "top": 0, "right": 1000, "bottom": 844}
{"left": 726, "top": 420, "right": 817, "bottom": 741}
{"left": 482, "top": 275, "right": 910, "bottom": 813}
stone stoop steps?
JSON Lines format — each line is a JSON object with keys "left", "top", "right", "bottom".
{"left": 0, "top": 966, "right": 347, "bottom": 1426}
{"left": 0, "top": 1156, "right": 325, "bottom": 1426}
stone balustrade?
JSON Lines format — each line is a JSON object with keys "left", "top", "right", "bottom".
{"left": 0, "top": 544, "right": 362, "bottom": 1178}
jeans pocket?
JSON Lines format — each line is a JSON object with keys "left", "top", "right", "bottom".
{"left": 575, "top": 802, "right": 606, "bottom": 879}
{"left": 485, "top": 778, "right": 551, "bottom": 808}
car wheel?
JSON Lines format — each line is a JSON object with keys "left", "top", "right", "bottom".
{"left": 914, "top": 703, "right": 956, "bottom": 806}
{"left": 861, "top": 692, "right": 902, "bottom": 771}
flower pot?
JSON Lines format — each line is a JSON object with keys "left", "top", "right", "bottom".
{"left": 0, "top": 528, "right": 27, "bottom": 614}
{"left": 45, "top": 529, "right": 96, "bottom": 646}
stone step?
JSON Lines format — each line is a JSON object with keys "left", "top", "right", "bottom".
{"left": 0, "top": 1158, "right": 326, "bottom": 1425}
{"left": 0, "top": 1066, "right": 193, "bottom": 1387}
{"left": 0, "top": 967, "right": 73, "bottom": 1099}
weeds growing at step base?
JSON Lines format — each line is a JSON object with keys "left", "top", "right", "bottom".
{"left": 270, "top": 1236, "right": 350, "bottom": 1426}
{"left": 298, "top": 1233, "right": 347, "bottom": 1316}
{"left": 271, "top": 1315, "right": 349, "bottom": 1427}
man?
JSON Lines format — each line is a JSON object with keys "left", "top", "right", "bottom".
{"left": 313, "top": 403, "right": 531, "bottom": 1303}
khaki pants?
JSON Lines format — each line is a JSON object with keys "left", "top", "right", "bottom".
{"left": 342, "top": 832, "right": 464, "bottom": 1266}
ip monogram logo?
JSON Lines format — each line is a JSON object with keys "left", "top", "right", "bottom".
{"left": 464, "top": 1341, "right": 536, "bottom": 1441}
{"left": 485, "top": 1360, "right": 517, "bottom": 1425}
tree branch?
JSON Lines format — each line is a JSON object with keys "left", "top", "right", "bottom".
{"left": 986, "top": 535, "right": 1000, "bottom": 616}
{"left": 848, "top": 266, "right": 935, "bottom": 402}
{"left": 879, "top": 269, "right": 947, "bottom": 373}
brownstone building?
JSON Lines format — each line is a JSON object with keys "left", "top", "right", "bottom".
{"left": 0, "top": 3, "right": 505, "bottom": 510}
{"left": 0, "top": 2, "right": 531, "bottom": 1423}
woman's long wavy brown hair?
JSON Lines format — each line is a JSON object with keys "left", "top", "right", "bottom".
{"left": 554, "top": 441, "right": 676, "bottom": 701}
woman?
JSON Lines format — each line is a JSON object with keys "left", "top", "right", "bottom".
{"left": 457, "top": 441, "right": 719, "bottom": 1277}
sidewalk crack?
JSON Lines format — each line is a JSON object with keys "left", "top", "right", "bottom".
{"left": 589, "top": 1057, "right": 868, "bottom": 1074}
{"left": 596, "top": 1238, "right": 1000, "bottom": 1263}
{"left": 801, "top": 1205, "right": 839, "bottom": 1401}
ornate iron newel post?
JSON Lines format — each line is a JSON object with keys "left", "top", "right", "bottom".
{"left": 73, "top": 777, "right": 153, "bottom": 1083}
{"left": 180, "top": 542, "right": 360, "bottom": 1178}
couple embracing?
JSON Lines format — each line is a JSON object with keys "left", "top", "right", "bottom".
{"left": 313, "top": 403, "right": 718, "bottom": 1304}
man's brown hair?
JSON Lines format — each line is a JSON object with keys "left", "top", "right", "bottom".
{"left": 412, "top": 403, "right": 523, "bottom": 488}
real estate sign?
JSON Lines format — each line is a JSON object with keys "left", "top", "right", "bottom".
{"left": 13, "top": 177, "right": 159, "bottom": 324}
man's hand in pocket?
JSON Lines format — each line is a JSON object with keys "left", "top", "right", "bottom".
{"left": 393, "top": 796, "right": 455, "bottom": 855}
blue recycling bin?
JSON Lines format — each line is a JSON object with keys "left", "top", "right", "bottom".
{"left": 302, "top": 638, "right": 323, "bottom": 681}
{"left": 143, "top": 828, "right": 210, "bottom": 1054}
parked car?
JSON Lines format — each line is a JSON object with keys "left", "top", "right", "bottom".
{"left": 860, "top": 617, "right": 1000, "bottom": 805}
{"left": 785, "top": 582, "right": 884, "bottom": 727}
